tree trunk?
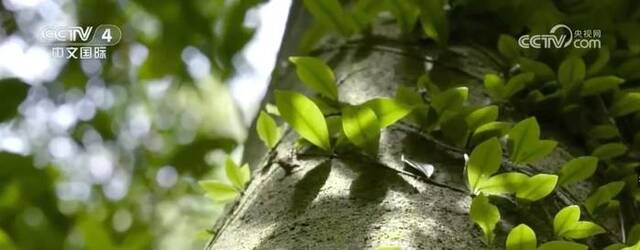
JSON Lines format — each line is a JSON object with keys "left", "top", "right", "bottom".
{"left": 207, "top": 3, "right": 611, "bottom": 250}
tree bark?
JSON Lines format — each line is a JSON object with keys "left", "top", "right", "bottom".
{"left": 207, "top": 3, "right": 614, "bottom": 250}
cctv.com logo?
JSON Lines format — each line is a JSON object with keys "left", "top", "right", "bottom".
{"left": 518, "top": 24, "right": 602, "bottom": 49}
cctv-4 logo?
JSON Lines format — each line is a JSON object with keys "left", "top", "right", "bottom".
{"left": 41, "top": 24, "right": 121, "bottom": 46}
{"left": 51, "top": 46, "right": 107, "bottom": 60}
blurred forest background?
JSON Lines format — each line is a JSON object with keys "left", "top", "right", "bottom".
{"left": 0, "top": 0, "right": 290, "bottom": 249}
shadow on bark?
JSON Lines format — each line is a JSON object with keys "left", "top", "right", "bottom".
{"left": 290, "top": 160, "right": 332, "bottom": 214}
{"left": 342, "top": 157, "right": 419, "bottom": 204}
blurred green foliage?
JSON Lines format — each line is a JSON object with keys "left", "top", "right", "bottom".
{"left": 0, "top": 0, "right": 262, "bottom": 249}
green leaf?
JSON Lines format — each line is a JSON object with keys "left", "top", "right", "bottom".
{"left": 553, "top": 205, "right": 581, "bottom": 236}
{"left": 506, "top": 224, "right": 537, "bottom": 250}
{"left": 341, "top": 105, "right": 380, "bottom": 155}
{"left": 467, "top": 138, "right": 502, "bottom": 193}
{"left": 0, "top": 229, "right": 17, "bottom": 250}
{"left": 592, "top": 143, "right": 628, "bottom": 160}
{"left": 309, "top": 96, "right": 340, "bottom": 114}
{"left": 418, "top": 0, "right": 448, "bottom": 45}
{"left": 508, "top": 117, "right": 540, "bottom": 163}
{"left": 562, "top": 221, "right": 605, "bottom": 239}
{"left": 518, "top": 58, "right": 555, "bottom": 82}
{"left": 558, "top": 57, "right": 586, "bottom": 89}
{"left": 0, "top": 78, "right": 29, "bottom": 122}
{"left": 418, "top": 74, "right": 440, "bottom": 95}
{"left": 504, "top": 72, "right": 535, "bottom": 98}
{"left": 498, "top": 34, "right": 520, "bottom": 61}
{"left": 580, "top": 76, "right": 624, "bottom": 96}
{"left": 257, "top": 111, "right": 281, "bottom": 149}
{"left": 508, "top": 117, "right": 556, "bottom": 164}
{"left": 386, "top": 0, "right": 419, "bottom": 33}
{"left": 584, "top": 181, "right": 625, "bottom": 214}
{"left": 199, "top": 180, "right": 239, "bottom": 202}
{"left": 362, "top": 98, "right": 414, "bottom": 128}
{"left": 289, "top": 57, "right": 338, "bottom": 100}
{"left": 587, "top": 48, "right": 610, "bottom": 76}
{"left": 225, "top": 158, "right": 250, "bottom": 190}
{"left": 441, "top": 114, "right": 469, "bottom": 146}
{"left": 476, "top": 172, "right": 528, "bottom": 196}
{"left": 618, "top": 58, "right": 640, "bottom": 80}
{"left": 470, "top": 121, "right": 512, "bottom": 146}
{"left": 431, "top": 87, "right": 468, "bottom": 114}
{"left": 611, "top": 92, "right": 640, "bottom": 117}
{"left": 537, "top": 241, "right": 587, "bottom": 250}
{"left": 352, "top": 0, "right": 387, "bottom": 28}
{"left": 558, "top": 156, "right": 598, "bottom": 186}
{"left": 326, "top": 116, "right": 344, "bottom": 144}
{"left": 466, "top": 106, "right": 499, "bottom": 132}
{"left": 275, "top": 90, "right": 331, "bottom": 151}
{"left": 483, "top": 74, "right": 505, "bottom": 100}
{"left": 588, "top": 125, "right": 620, "bottom": 140}
{"left": 604, "top": 243, "right": 627, "bottom": 250}
{"left": 516, "top": 174, "right": 558, "bottom": 201}
{"left": 395, "top": 86, "right": 423, "bottom": 105}
{"left": 265, "top": 103, "right": 281, "bottom": 116}
{"left": 623, "top": 241, "right": 640, "bottom": 250}
{"left": 301, "top": 0, "right": 355, "bottom": 35}
{"left": 517, "top": 140, "right": 557, "bottom": 164}
{"left": 470, "top": 194, "right": 501, "bottom": 245}
{"left": 629, "top": 224, "right": 640, "bottom": 245}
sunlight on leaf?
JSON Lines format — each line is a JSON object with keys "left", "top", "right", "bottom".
{"left": 516, "top": 174, "right": 557, "bottom": 201}
{"left": 470, "top": 194, "right": 500, "bottom": 245}
{"left": 476, "top": 172, "right": 528, "bottom": 196}
{"left": 506, "top": 224, "right": 536, "bottom": 250}
{"left": 362, "top": 98, "right": 413, "bottom": 128}
{"left": 199, "top": 180, "right": 239, "bottom": 202}
{"left": 483, "top": 74, "right": 505, "bottom": 100}
{"left": 225, "top": 157, "right": 250, "bottom": 190}
{"left": 554, "top": 205, "right": 581, "bottom": 236}
{"left": 257, "top": 111, "right": 281, "bottom": 149}
{"left": 508, "top": 117, "right": 557, "bottom": 164}
{"left": 341, "top": 105, "right": 380, "bottom": 155}
{"left": 275, "top": 90, "right": 331, "bottom": 151}
{"left": 628, "top": 224, "right": 640, "bottom": 245}
{"left": 470, "top": 121, "right": 512, "bottom": 146}
{"left": 467, "top": 138, "right": 502, "bottom": 193}
{"left": 562, "top": 221, "right": 605, "bottom": 239}
{"left": 466, "top": 105, "right": 499, "bottom": 133}
{"left": 289, "top": 57, "right": 338, "bottom": 100}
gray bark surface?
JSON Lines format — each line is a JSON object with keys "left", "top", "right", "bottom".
{"left": 207, "top": 4, "right": 609, "bottom": 250}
